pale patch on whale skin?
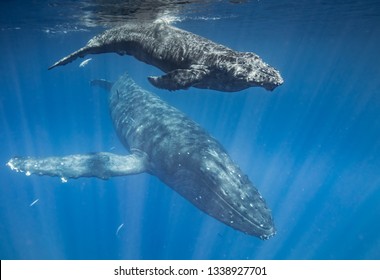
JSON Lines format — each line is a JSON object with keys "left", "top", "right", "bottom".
{"left": 29, "top": 199, "right": 39, "bottom": 207}
{"left": 7, "top": 74, "right": 275, "bottom": 239}
{"left": 49, "top": 21, "right": 283, "bottom": 92}
{"left": 115, "top": 223, "right": 124, "bottom": 236}
{"left": 79, "top": 58, "right": 92, "bottom": 67}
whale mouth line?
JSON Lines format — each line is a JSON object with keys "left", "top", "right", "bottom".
{"left": 172, "top": 167, "right": 274, "bottom": 237}
{"left": 203, "top": 182, "right": 274, "bottom": 236}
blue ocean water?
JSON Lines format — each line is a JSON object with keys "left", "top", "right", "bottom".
{"left": 0, "top": 0, "right": 380, "bottom": 260}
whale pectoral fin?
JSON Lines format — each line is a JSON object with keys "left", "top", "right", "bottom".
{"left": 148, "top": 66, "right": 210, "bottom": 90}
{"left": 7, "top": 152, "right": 148, "bottom": 180}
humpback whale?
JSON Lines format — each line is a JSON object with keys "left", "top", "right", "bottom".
{"left": 7, "top": 73, "right": 275, "bottom": 239}
{"left": 49, "top": 21, "right": 283, "bottom": 92}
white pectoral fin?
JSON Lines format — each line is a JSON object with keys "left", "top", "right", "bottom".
{"left": 148, "top": 65, "right": 210, "bottom": 90}
{"left": 7, "top": 152, "right": 148, "bottom": 180}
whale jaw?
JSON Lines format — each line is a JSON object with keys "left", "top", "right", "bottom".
{"left": 161, "top": 143, "right": 276, "bottom": 239}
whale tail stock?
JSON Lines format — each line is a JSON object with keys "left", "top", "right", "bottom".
{"left": 48, "top": 46, "right": 92, "bottom": 70}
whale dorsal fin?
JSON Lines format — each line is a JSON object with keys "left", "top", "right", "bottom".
{"left": 7, "top": 151, "right": 148, "bottom": 180}
{"left": 148, "top": 65, "right": 210, "bottom": 91}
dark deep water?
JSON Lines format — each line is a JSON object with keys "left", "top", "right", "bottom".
{"left": 1, "top": 0, "right": 380, "bottom": 259}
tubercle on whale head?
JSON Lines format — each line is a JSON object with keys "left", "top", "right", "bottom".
{"left": 259, "top": 228, "right": 277, "bottom": 240}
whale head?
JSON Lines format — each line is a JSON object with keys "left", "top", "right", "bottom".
{"left": 197, "top": 146, "right": 276, "bottom": 239}
{"left": 230, "top": 52, "right": 284, "bottom": 92}
{"left": 164, "top": 143, "right": 276, "bottom": 240}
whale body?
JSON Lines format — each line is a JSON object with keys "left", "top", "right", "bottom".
{"left": 7, "top": 73, "right": 275, "bottom": 239}
{"left": 49, "top": 21, "right": 283, "bottom": 92}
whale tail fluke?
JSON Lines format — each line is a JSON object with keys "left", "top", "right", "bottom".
{"left": 48, "top": 46, "right": 91, "bottom": 70}
{"left": 90, "top": 79, "right": 114, "bottom": 92}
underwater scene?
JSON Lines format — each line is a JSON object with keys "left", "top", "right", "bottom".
{"left": 0, "top": 0, "right": 380, "bottom": 260}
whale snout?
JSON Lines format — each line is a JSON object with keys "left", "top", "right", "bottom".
{"left": 237, "top": 52, "right": 283, "bottom": 92}
{"left": 262, "top": 70, "right": 284, "bottom": 91}
{"left": 247, "top": 203, "right": 276, "bottom": 240}
{"left": 237, "top": 183, "right": 276, "bottom": 239}
{"left": 249, "top": 64, "right": 284, "bottom": 92}
{"left": 260, "top": 227, "right": 277, "bottom": 240}
{"left": 265, "top": 65, "right": 284, "bottom": 90}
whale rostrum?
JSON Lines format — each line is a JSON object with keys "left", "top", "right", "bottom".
{"left": 49, "top": 21, "right": 283, "bottom": 92}
{"left": 7, "top": 74, "right": 275, "bottom": 239}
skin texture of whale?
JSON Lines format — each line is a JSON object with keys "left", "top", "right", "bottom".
{"left": 7, "top": 73, "right": 275, "bottom": 239}
{"left": 48, "top": 21, "right": 284, "bottom": 92}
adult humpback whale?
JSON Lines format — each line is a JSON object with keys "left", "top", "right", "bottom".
{"left": 7, "top": 73, "right": 275, "bottom": 239}
{"left": 49, "top": 21, "right": 283, "bottom": 92}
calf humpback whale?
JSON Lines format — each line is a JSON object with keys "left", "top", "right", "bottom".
{"left": 49, "top": 21, "right": 283, "bottom": 92}
{"left": 7, "top": 73, "right": 275, "bottom": 239}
